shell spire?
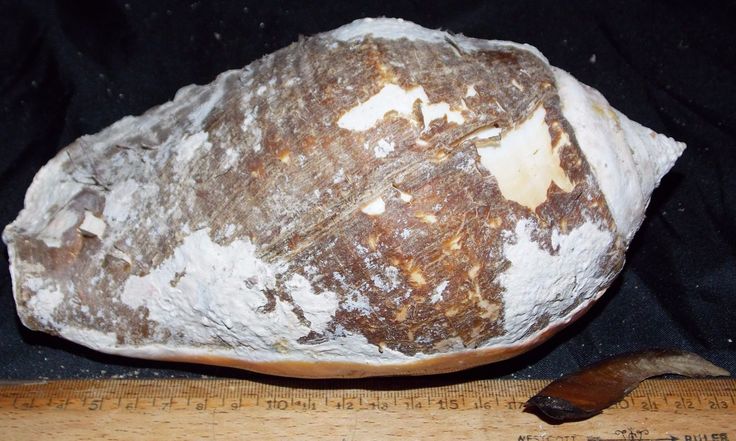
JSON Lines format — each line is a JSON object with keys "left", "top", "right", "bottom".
{"left": 554, "top": 68, "right": 686, "bottom": 242}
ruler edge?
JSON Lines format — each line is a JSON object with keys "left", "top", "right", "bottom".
{"left": 1, "top": 377, "right": 734, "bottom": 398}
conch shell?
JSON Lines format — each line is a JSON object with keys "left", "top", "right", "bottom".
{"left": 3, "top": 18, "right": 685, "bottom": 378}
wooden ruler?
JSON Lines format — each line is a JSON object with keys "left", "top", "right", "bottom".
{"left": 1, "top": 378, "right": 734, "bottom": 440}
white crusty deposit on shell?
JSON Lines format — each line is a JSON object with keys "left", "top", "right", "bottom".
{"left": 175, "top": 131, "right": 212, "bottom": 164}
{"left": 120, "top": 229, "right": 284, "bottom": 349}
{"left": 93, "top": 328, "right": 415, "bottom": 366}
{"left": 18, "top": 276, "right": 120, "bottom": 352}
{"left": 495, "top": 220, "right": 614, "bottom": 342}
{"left": 37, "top": 207, "right": 79, "bottom": 248}
{"left": 372, "top": 138, "right": 395, "bottom": 158}
{"left": 119, "top": 228, "right": 410, "bottom": 362}
{"left": 21, "top": 277, "right": 64, "bottom": 328}
{"left": 6, "top": 157, "right": 85, "bottom": 248}
{"left": 4, "top": 67, "right": 242, "bottom": 249}
{"left": 329, "top": 17, "right": 548, "bottom": 63}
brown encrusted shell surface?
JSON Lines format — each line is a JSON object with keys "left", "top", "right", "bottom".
{"left": 3, "top": 18, "right": 684, "bottom": 377}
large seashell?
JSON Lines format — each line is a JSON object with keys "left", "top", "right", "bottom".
{"left": 2, "top": 18, "right": 685, "bottom": 378}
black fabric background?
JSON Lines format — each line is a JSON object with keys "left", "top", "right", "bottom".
{"left": 1, "top": 0, "right": 734, "bottom": 385}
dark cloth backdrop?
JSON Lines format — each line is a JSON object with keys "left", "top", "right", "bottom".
{"left": 1, "top": 0, "right": 734, "bottom": 384}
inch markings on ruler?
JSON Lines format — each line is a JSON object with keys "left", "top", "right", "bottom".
{"left": 1, "top": 378, "right": 734, "bottom": 440}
